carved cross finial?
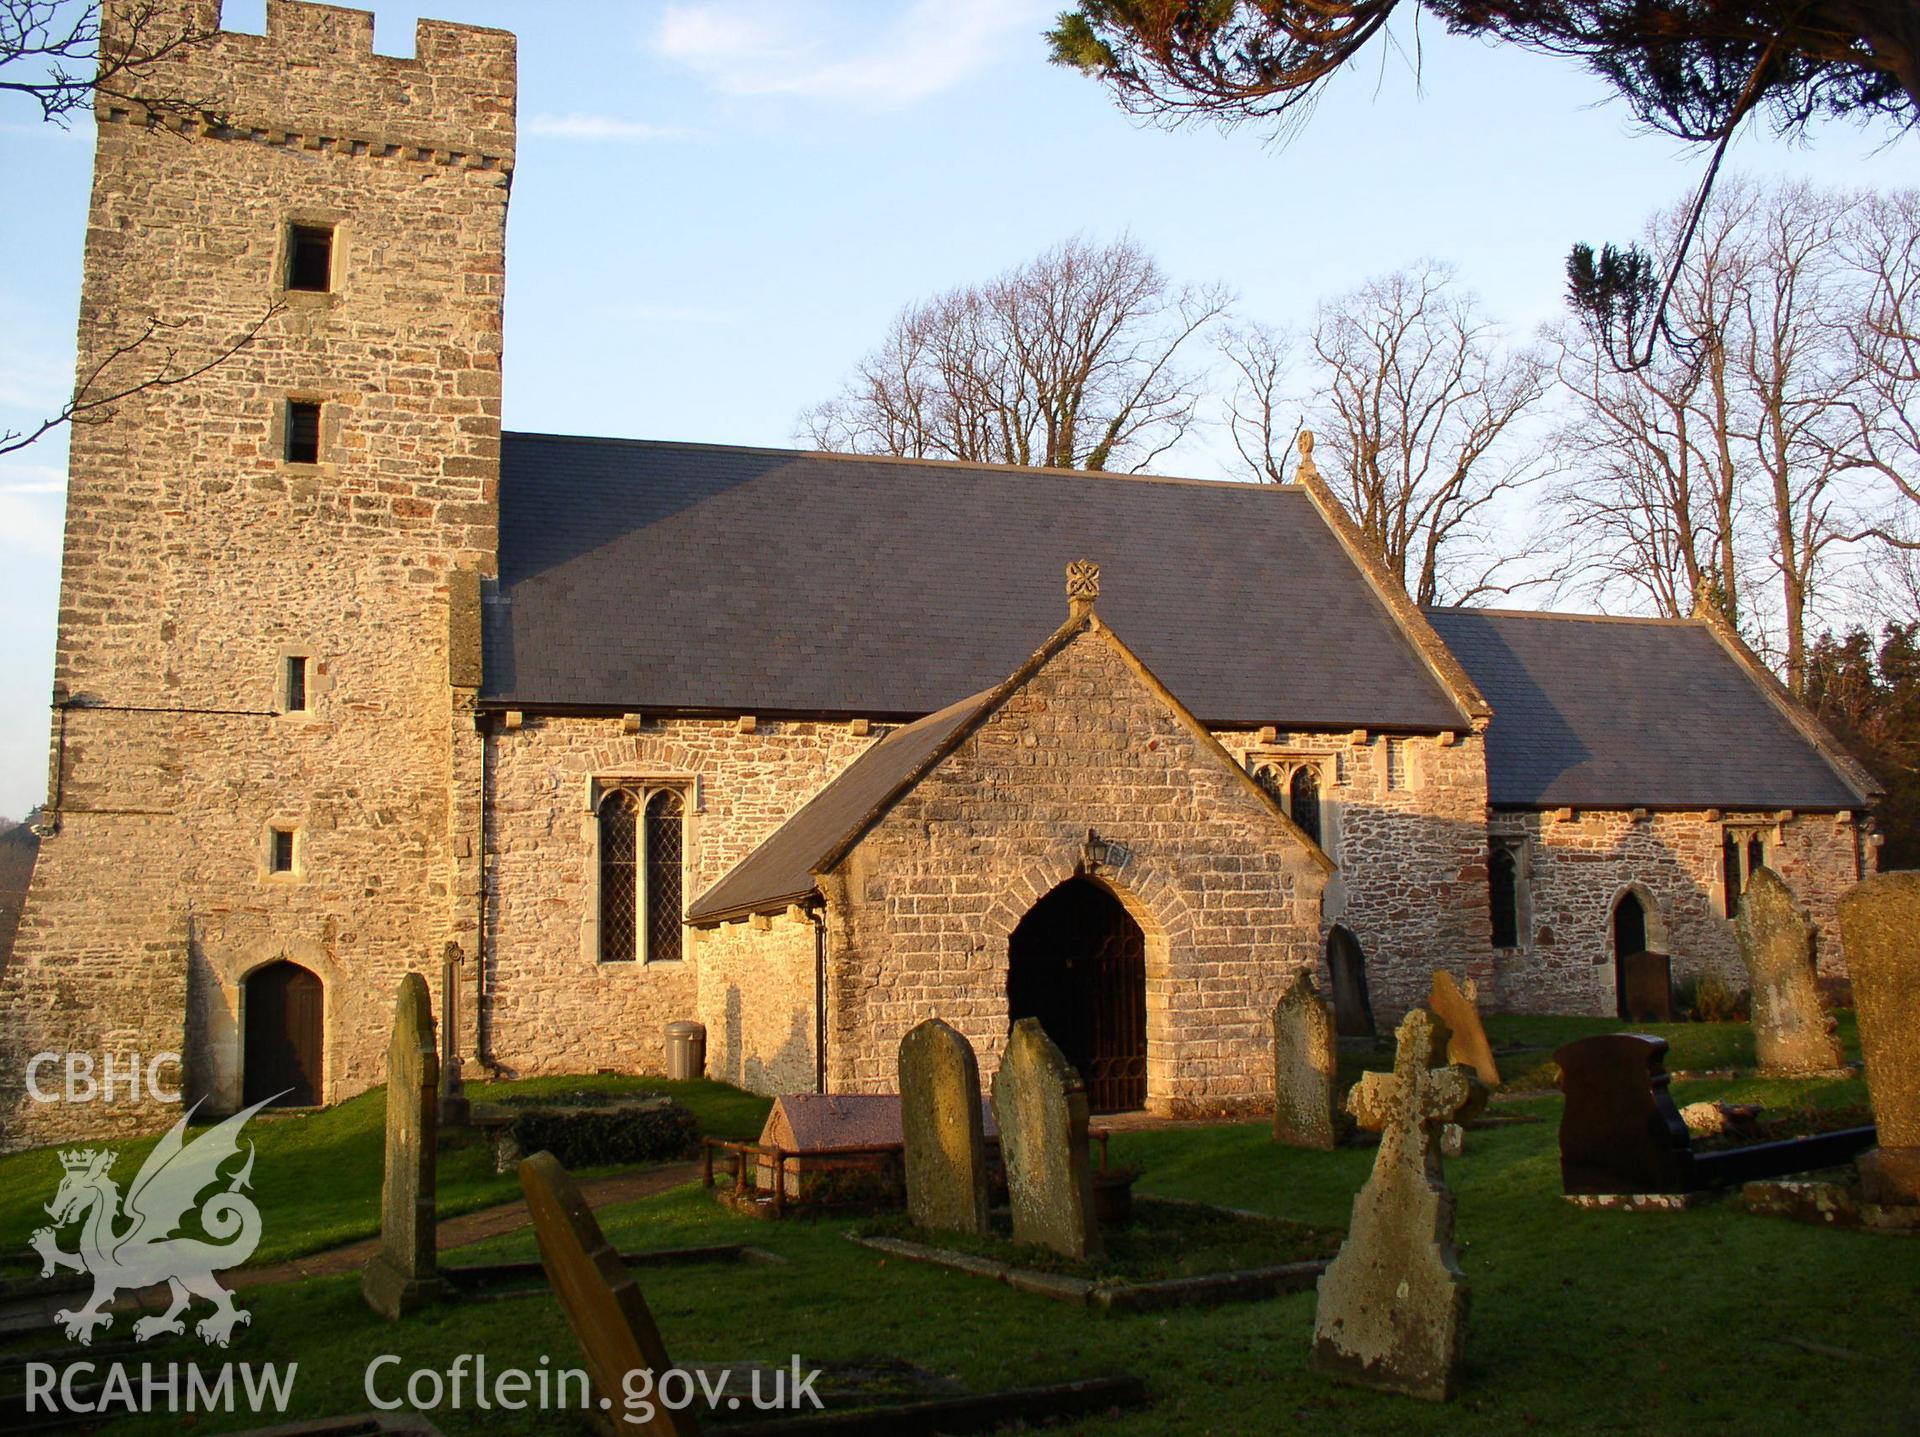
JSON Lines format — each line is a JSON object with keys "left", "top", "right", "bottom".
{"left": 1066, "top": 559, "right": 1100, "bottom": 613}
{"left": 1294, "top": 428, "right": 1320, "bottom": 482}
{"left": 1363, "top": 1008, "right": 1484, "bottom": 1174}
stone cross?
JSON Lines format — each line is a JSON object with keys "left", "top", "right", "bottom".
{"left": 1839, "top": 872, "right": 1920, "bottom": 1205}
{"left": 519, "top": 1151, "right": 697, "bottom": 1436}
{"left": 1272, "top": 970, "right": 1344, "bottom": 1150}
{"left": 1065, "top": 559, "right": 1100, "bottom": 613}
{"left": 1738, "top": 867, "right": 1844, "bottom": 1075}
{"left": 362, "top": 970, "right": 445, "bottom": 1319}
{"left": 1312, "top": 1009, "right": 1483, "bottom": 1402}
{"left": 991, "top": 1017, "right": 1101, "bottom": 1260}
{"left": 1428, "top": 970, "right": 1500, "bottom": 1087}
{"left": 439, "top": 941, "right": 471, "bottom": 1131}
{"left": 899, "top": 1017, "right": 989, "bottom": 1234}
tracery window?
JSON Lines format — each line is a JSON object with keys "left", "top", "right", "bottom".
{"left": 1721, "top": 825, "right": 1773, "bottom": 917}
{"left": 596, "top": 783, "right": 687, "bottom": 963}
{"left": 1249, "top": 754, "right": 1331, "bottom": 854}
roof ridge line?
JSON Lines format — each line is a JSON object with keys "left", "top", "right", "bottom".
{"left": 501, "top": 430, "right": 1294, "bottom": 491}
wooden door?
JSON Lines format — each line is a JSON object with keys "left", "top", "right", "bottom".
{"left": 244, "top": 961, "right": 324, "bottom": 1107}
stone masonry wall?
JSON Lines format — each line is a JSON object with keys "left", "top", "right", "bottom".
{"left": 1214, "top": 727, "right": 1493, "bottom": 1017}
{"left": 482, "top": 716, "right": 877, "bottom": 1078}
{"left": 824, "top": 622, "right": 1328, "bottom": 1116}
{"left": 693, "top": 915, "right": 818, "bottom": 1096}
{"left": 0, "top": 0, "right": 514, "bottom": 1149}
{"left": 1488, "top": 808, "right": 1868, "bottom": 1015}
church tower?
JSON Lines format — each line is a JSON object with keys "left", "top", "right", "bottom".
{"left": 1, "top": 1, "right": 513, "bottom": 1147}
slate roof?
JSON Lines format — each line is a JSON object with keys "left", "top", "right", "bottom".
{"left": 1425, "top": 609, "right": 1868, "bottom": 811}
{"left": 687, "top": 690, "right": 990, "bottom": 922}
{"left": 485, "top": 434, "right": 1469, "bottom": 730}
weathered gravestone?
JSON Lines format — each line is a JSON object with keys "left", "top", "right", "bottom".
{"left": 899, "top": 1017, "right": 990, "bottom": 1234}
{"left": 1428, "top": 970, "right": 1499, "bottom": 1087}
{"left": 1273, "top": 970, "right": 1345, "bottom": 1150}
{"left": 1737, "top": 867, "right": 1844, "bottom": 1075}
{"left": 1312, "top": 1009, "right": 1482, "bottom": 1402}
{"left": 1618, "top": 951, "right": 1674, "bottom": 1023}
{"left": 362, "top": 971, "right": 445, "bottom": 1319}
{"left": 439, "top": 941, "right": 471, "bottom": 1131}
{"left": 519, "top": 1151, "right": 698, "bottom": 1436}
{"left": 992, "top": 1018, "right": 1100, "bottom": 1261}
{"left": 1326, "top": 924, "right": 1376, "bottom": 1038}
{"left": 1554, "top": 1033, "right": 1692, "bottom": 1195}
{"left": 1839, "top": 872, "right": 1920, "bottom": 1205}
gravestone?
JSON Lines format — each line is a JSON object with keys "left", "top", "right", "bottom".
{"left": 518, "top": 1151, "right": 698, "bottom": 1436}
{"left": 1428, "top": 970, "right": 1500, "bottom": 1087}
{"left": 1618, "top": 951, "right": 1673, "bottom": 1023}
{"left": 991, "top": 1017, "right": 1100, "bottom": 1261}
{"left": 1326, "top": 925, "right": 1376, "bottom": 1038}
{"left": 1839, "top": 872, "right": 1920, "bottom": 1205}
{"left": 1737, "top": 867, "right": 1844, "bottom": 1075}
{"left": 1554, "top": 1033, "right": 1693, "bottom": 1195}
{"left": 1311, "top": 1009, "right": 1482, "bottom": 1402}
{"left": 1272, "top": 970, "right": 1344, "bottom": 1150}
{"left": 439, "top": 941, "right": 471, "bottom": 1131}
{"left": 362, "top": 971, "right": 445, "bottom": 1319}
{"left": 899, "top": 1018, "right": 990, "bottom": 1234}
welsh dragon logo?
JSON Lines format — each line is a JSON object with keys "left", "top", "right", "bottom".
{"left": 29, "top": 1095, "right": 279, "bottom": 1347}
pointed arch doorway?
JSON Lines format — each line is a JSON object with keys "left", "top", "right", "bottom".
{"left": 243, "top": 960, "right": 324, "bottom": 1107}
{"left": 1006, "top": 877, "right": 1147, "bottom": 1113}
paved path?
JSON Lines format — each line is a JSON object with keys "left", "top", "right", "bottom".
{"left": 0, "top": 1161, "right": 701, "bottom": 1335}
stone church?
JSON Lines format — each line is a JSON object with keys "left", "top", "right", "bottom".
{"left": 0, "top": 1, "right": 1881, "bottom": 1149}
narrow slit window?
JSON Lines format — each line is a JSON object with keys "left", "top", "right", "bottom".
{"left": 286, "top": 401, "right": 321, "bottom": 464}
{"left": 1385, "top": 739, "right": 1407, "bottom": 791}
{"left": 285, "top": 656, "right": 308, "bottom": 713}
{"left": 270, "top": 828, "right": 296, "bottom": 874}
{"left": 288, "top": 225, "right": 333, "bottom": 292}
{"left": 1489, "top": 843, "right": 1519, "bottom": 948}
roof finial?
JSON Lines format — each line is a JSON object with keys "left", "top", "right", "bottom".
{"left": 1295, "top": 428, "right": 1319, "bottom": 482}
{"left": 1066, "top": 559, "right": 1100, "bottom": 616}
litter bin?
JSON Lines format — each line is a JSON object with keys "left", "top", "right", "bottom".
{"left": 665, "top": 1020, "right": 706, "bottom": 1081}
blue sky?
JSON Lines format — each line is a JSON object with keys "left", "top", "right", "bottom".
{"left": 0, "top": 0, "right": 1911, "bottom": 817}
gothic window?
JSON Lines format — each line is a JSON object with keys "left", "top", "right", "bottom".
{"left": 1489, "top": 840, "right": 1521, "bottom": 948}
{"left": 598, "top": 790, "right": 638, "bottom": 963}
{"left": 645, "top": 789, "right": 684, "bottom": 964}
{"left": 1249, "top": 755, "right": 1330, "bottom": 853}
{"left": 597, "top": 783, "right": 688, "bottom": 963}
{"left": 1722, "top": 826, "right": 1773, "bottom": 916}
{"left": 1288, "top": 765, "right": 1323, "bottom": 849}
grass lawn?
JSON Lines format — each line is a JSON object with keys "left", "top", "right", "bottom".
{"left": 0, "top": 1074, "right": 770, "bottom": 1270}
{"left": 2, "top": 1043, "right": 1912, "bottom": 1436}
{"left": 857, "top": 1197, "right": 1342, "bottom": 1281}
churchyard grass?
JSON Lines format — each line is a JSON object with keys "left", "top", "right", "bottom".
{"left": 15, "top": 1075, "right": 1909, "bottom": 1437}
{"left": 856, "top": 1197, "right": 1342, "bottom": 1281}
{"left": 0, "top": 1075, "right": 771, "bottom": 1270}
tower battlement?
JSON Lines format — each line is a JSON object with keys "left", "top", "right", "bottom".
{"left": 102, "top": 0, "right": 515, "bottom": 166}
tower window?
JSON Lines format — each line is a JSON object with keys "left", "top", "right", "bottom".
{"left": 284, "top": 656, "right": 308, "bottom": 713}
{"left": 288, "top": 225, "right": 333, "bottom": 292}
{"left": 270, "top": 828, "right": 296, "bottom": 874}
{"left": 286, "top": 401, "right": 320, "bottom": 464}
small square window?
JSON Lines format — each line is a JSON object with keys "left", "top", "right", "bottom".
{"left": 288, "top": 225, "right": 333, "bottom": 292}
{"left": 286, "top": 401, "right": 320, "bottom": 464}
{"left": 270, "top": 828, "right": 296, "bottom": 874}
{"left": 284, "top": 656, "right": 308, "bottom": 713}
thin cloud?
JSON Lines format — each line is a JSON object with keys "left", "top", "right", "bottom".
{"left": 525, "top": 114, "right": 691, "bottom": 141}
{"left": 653, "top": 0, "right": 1049, "bottom": 108}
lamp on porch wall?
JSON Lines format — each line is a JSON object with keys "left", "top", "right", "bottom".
{"left": 1081, "top": 828, "right": 1112, "bottom": 874}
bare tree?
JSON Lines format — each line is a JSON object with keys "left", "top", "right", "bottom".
{"left": 2, "top": 2, "right": 273, "bottom": 459}
{"left": 1552, "top": 183, "right": 1762, "bottom": 620}
{"left": 1832, "top": 188, "right": 1920, "bottom": 527}
{"left": 1296, "top": 261, "right": 1549, "bottom": 605}
{"left": 2, "top": 1, "right": 219, "bottom": 125}
{"left": 801, "top": 236, "right": 1230, "bottom": 472}
{"left": 1220, "top": 321, "right": 1300, "bottom": 484}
